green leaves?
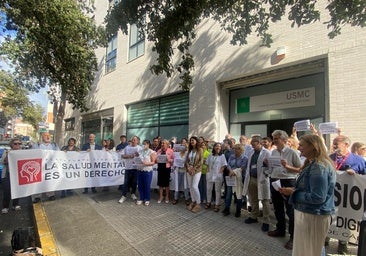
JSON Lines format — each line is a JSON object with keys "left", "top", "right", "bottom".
{"left": 0, "top": 0, "right": 106, "bottom": 112}
{"left": 106, "top": 0, "right": 365, "bottom": 90}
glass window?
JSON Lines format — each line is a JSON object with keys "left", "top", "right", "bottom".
{"left": 106, "top": 35, "right": 117, "bottom": 74}
{"left": 129, "top": 23, "right": 145, "bottom": 61}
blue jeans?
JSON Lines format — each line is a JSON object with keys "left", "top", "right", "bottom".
{"left": 224, "top": 185, "right": 242, "bottom": 213}
{"left": 122, "top": 169, "right": 137, "bottom": 197}
{"left": 198, "top": 173, "right": 207, "bottom": 203}
{"left": 137, "top": 171, "right": 153, "bottom": 201}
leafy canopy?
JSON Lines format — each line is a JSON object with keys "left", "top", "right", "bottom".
{"left": 0, "top": 0, "right": 106, "bottom": 112}
{"left": 0, "top": 70, "right": 44, "bottom": 129}
{"left": 106, "top": 0, "right": 366, "bottom": 90}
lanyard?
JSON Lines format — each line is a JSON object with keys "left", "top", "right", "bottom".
{"left": 335, "top": 153, "right": 350, "bottom": 170}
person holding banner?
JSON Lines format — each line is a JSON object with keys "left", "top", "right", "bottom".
{"left": 32, "top": 132, "right": 60, "bottom": 202}
{"left": 82, "top": 133, "right": 103, "bottom": 194}
{"left": 136, "top": 140, "right": 156, "bottom": 206}
{"left": 1, "top": 138, "right": 23, "bottom": 214}
{"left": 329, "top": 135, "right": 365, "bottom": 254}
{"left": 156, "top": 139, "right": 174, "bottom": 204}
{"left": 279, "top": 134, "right": 336, "bottom": 256}
{"left": 60, "top": 138, "right": 79, "bottom": 198}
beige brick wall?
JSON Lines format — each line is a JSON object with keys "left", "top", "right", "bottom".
{"left": 65, "top": 2, "right": 366, "bottom": 145}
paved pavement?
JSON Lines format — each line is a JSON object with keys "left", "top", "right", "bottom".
{"left": 0, "top": 183, "right": 35, "bottom": 256}
{"left": 36, "top": 188, "right": 358, "bottom": 256}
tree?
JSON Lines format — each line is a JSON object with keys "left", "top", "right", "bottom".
{"left": 106, "top": 0, "right": 366, "bottom": 90}
{"left": 0, "top": 70, "right": 44, "bottom": 130}
{"left": 0, "top": 0, "right": 106, "bottom": 143}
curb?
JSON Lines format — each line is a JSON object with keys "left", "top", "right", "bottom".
{"left": 33, "top": 202, "right": 60, "bottom": 256}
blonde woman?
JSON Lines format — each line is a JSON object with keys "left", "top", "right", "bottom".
{"left": 280, "top": 134, "right": 336, "bottom": 256}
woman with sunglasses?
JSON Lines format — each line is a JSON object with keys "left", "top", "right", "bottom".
{"left": 1, "top": 138, "right": 23, "bottom": 214}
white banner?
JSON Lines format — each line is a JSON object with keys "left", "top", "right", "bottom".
{"left": 329, "top": 172, "right": 366, "bottom": 244}
{"left": 9, "top": 150, "right": 125, "bottom": 199}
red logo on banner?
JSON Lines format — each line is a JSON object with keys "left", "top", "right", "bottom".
{"left": 17, "top": 159, "right": 42, "bottom": 185}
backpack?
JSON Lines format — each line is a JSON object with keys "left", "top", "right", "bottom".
{"left": 11, "top": 227, "right": 35, "bottom": 251}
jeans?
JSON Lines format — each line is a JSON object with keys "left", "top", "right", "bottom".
{"left": 198, "top": 173, "right": 207, "bottom": 203}
{"left": 137, "top": 171, "right": 153, "bottom": 201}
{"left": 122, "top": 169, "right": 137, "bottom": 197}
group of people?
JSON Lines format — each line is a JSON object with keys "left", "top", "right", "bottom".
{"left": 2, "top": 128, "right": 366, "bottom": 256}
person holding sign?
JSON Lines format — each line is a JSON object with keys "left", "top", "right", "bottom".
{"left": 172, "top": 144, "right": 190, "bottom": 205}
{"left": 156, "top": 139, "right": 174, "bottom": 204}
{"left": 223, "top": 144, "right": 248, "bottom": 217}
{"left": 267, "top": 130, "right": 302, "bottom": 250}
{"left": 136, "top": 140, "right": 156, "bottom": 206}
{"left": 185, "top": 136, "right": 204, "bottom": 213}
{"left": 279, "top": 134, "right": 336, "bottom": 256}
{"left": 205, "top": 142, "right": 227, "bottom": 212}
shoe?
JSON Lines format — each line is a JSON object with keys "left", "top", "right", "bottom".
{"left": 191, "top": 204, "right": 201, "bottom": 213}
{"left": 187, "top": 202, "right": 195, "bottom": 211}
{"left": 1, "top": 208, "right": 9, "bottom": 214}
{"left": 324, "top": 237, "right": 330, "bottom": 246}
{"left": 268, "top": 229, "right": 286, "bottom": 237}
{"left": 244, "top": 217, "right": 258, "bottom": 224}
{"left": 136, "top": 200, "right": 143, "bottom": 205}
{"left": 235, "top": 210, "right": 241, "bottom": 218}
{"left": 284, "top": 238, "right": 293, "bottom": 250}
{"left": 214, "top": 205, "right": 220, "bottom": 212}
{"left": 131, "top": 194, "right": 137, "bottom": 200}
{"left": 165, "top": 200, "right": 169, "bottom": 204}
{"left": 261, "top": 223, "right": 269, "bottom": 232}
{"left": 157, "top": 200, "right": 162, "bottom": 204}
{"left": 91, "top": 188, "right": 97, "bottom": 193}
{"left": 14, "top": 205, "right": 21, "bottom": 211}
{"left": 204, "top": 203, "right": 211, "bottom": 209}
{"left": 185, "top": 200, "right": 190, "bottom": 206}
{"left": 145, "top": 201, "right": 150, "bottom": 206}
{"left": 337, "top": 242, "right": 348, "bottom": 255}
{"left": 222, "top": 208, "right": 230, "bottom": 216}
{"left": 48, "top": 196, "right": 56, "bottom": 201}
{"left": 247, "top": 206, "right": 252, "bottom": 212}
{"left": 172, "top": 199, "right": 178, "bottom": 205}
{"left": 118, "top": 196, "right": 127, "bottom": 203}
{"left": 33, "top": 198, "right": 41, "bottom": 203}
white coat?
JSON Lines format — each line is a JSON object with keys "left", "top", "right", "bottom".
{"left": 242, "top": 147, "right": 271, "bottom": 200}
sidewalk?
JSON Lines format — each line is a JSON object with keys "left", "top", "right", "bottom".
{"left": 0, "top": 184, "right": 35, "bottom": 256}
{"left": 37, "top": 188, "right": 357, "bottom": 256}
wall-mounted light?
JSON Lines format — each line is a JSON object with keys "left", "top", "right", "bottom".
{"left": 276, "top": 46, "right": 286, "bottom": 61}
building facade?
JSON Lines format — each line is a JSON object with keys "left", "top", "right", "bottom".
{"left": 63, "top": 1, "right": 366, "bottom": 147}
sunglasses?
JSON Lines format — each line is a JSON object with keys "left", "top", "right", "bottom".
{"left": 13, "top": 142, "right": 22, "bottom": 145}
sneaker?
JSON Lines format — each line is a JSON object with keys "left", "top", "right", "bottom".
{"left": 118, "top": 196, "right": 127, "bottom": 203}
{"left": 14, "top": 205, "right": 21, "bottom": 211}
{"left": 136, "top": 200, "right": 143, "bottom": 205}
{"left": 144, "top": 201, "right": 150, "bottom": 206}
{"left": 131, "top": 194, "right": 137, "bottom": 200}
{"left": 33, "top": 197, "right": 41, "bottom": 203}
{"left": 244, "top": 217, "right": 258, "bottom": 224}
{"left": 222, "top": 208, "right": 230, "bottom": 216}
{"left": 1, "top": 208, "right": 9, "bottom": 214}
{"left": 261, "top": 223, "right": 269, "bottom": 232}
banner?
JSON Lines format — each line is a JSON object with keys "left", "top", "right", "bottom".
{"left": 9, "top": 150, "right": 125, "bottom": 199}
{"left": 329, "top": 172, "right": 366, "bottom": 244}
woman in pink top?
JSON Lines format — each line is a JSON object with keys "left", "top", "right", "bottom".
{"left": 156, "top": 139, "right": 174, "bottom": 203}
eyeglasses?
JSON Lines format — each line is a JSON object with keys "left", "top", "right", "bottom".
{"left": 13, "top": 143, "right": 22, "bottom": 145}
